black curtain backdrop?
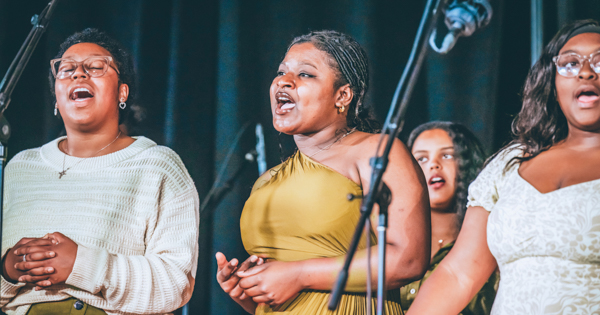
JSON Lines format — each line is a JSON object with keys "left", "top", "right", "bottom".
{"left": 1, "top": 0, "right": 599, "bottom": 314}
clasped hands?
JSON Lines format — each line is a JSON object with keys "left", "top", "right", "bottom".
{"left": 2, "top": 232, "right": 77, "bottom": 290}
{"left": 216, "top": 252, "right": 304, "bottom": 309}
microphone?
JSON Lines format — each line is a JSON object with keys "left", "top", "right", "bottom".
{"left": 429, "top": 0, "right": 493, "bottom": 54}
{"left": 255, "top": 123, "right": 267, "bottom": 175}
{"left": 0, "top": 115, "right": 11, "bottom": 143}
{"left": 243, "top": 123, "right": 267, "bottom": 175}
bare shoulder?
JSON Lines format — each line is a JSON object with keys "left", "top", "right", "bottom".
{"left": 347, "top": 132, "right": 413, "bottom": 163}
{"left": 344, "top": 132, "right": 420, "bottom": 186}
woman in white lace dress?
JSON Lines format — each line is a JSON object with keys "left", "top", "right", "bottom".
{"left": 407, "top": 19, "right": 600, "bottom": 314}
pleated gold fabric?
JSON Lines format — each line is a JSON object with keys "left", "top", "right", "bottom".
{"left": 240, "top": 151, "right": 404, "bottom": 314}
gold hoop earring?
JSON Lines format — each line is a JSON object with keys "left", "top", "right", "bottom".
{"left": 338, "top": 105, "right": 345, "bottom": 113}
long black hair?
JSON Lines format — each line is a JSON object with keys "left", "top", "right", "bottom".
{"left": 289, "top": 30, "right": 381, "bottom": 133}
{"left": 407, "top": 121, "right": 486, "bottom": 227}
{"left": 506, "top": 19, "right": 600, "bottom": 167}
{"left": 49, "top": 28, "right": 141, "bottom": 130}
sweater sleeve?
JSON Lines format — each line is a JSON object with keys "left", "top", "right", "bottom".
{"left": 1, "top": 155, "right": 27, "bottom": 307}
{"left": 65, "top": 188, "right": 200, "bottom": 314}
{"left": 0, "top": 275, "right": 26, "bottom": 306}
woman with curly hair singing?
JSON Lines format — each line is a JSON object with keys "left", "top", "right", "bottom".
{"left": 405, "top": 121, "right": 497, "bottom": 314}
{"left": 1, "top": 29, "right": 199, "bottom": 315}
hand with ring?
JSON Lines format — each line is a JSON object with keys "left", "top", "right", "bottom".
{"left": 12, "top": 232, "right": 77, "bottom": 290}
{"left": 2, "top": 237, "right": 56, "bottom": 286}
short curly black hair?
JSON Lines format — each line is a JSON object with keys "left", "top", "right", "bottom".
{"left": 48, "top": 28, "right": 137, "bottom": 127}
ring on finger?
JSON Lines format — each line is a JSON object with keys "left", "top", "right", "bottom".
{"left": 22, "top": 254, "right": 26, "bottom": 262}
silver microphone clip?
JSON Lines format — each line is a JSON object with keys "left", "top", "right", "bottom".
{"left": 429, "top": 0, "right": 493, "bottom": 54}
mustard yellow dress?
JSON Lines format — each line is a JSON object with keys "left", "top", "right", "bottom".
{"left": 240, "top": 151, "right": 404, "bottom": 314}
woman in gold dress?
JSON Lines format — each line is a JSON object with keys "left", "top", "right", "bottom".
{"left": 216, "top": 30, "right": 430, "bottom": 314}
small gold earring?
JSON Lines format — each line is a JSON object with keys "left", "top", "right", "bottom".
{"left": 338, "top": 105, "right": 345, "bottom": 113}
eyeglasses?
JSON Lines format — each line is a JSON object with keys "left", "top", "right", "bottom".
{"left": 50, "top": 56, "right": 120, "bottom": 80}
{"left": 552, "top": 52, "right": 600, "bottom": 77}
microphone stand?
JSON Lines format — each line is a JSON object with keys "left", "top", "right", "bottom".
{"left": 328, "top": 0, "right": 449, "bottom": 313}
{"left": 183, "top": 122, "right": 255, "bottom": 314}
{"left": 199, "top": 152, "right": 257, "bottom": 216}
{"left": 0, "top": 0, "right": 60, "bottom": 285}
{"left": 198, "top": 121, "right": 252, "bottom": 217}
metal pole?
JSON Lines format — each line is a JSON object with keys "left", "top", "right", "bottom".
{"left": 0, "top": 144, "right": 6, "bottom": 257}
{"left": 531, "top": 0, "right": 543, "bottom": 65}
{"left": 376, "top": 190, "right": 389, "bottom": 315}
{"left": 0, "top": 0, "right": 59, "bottom": 294}
{"left": 327, "top": 1, "right": 448, "bottom": 313}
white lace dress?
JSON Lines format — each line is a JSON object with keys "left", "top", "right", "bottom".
{"left": 467, "top": 148, "right": 600, "bottom": 315}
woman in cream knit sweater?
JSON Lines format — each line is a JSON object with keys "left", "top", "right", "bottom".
{"left": 1, "top": 29, "right": 199, "bottom": 315}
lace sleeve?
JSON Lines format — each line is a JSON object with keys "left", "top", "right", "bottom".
{"left": 467, "top": 147, "right": 521, "bottom": 212}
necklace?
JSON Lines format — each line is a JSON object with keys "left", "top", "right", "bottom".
{"left": 309, "top": 127, "right": 357, "bottom": 158}
{"left": 59, "top": 131, "right": 122, "bottom": 179}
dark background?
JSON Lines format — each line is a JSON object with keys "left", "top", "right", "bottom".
{"left": 1, "top": 0, "right": 598, "bottom": 314}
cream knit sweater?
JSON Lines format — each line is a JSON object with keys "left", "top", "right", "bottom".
{"left": 1, "top": 136, "right": 199, "bottom": 315}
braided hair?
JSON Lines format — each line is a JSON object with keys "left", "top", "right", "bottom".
{"left": 289, "top": 30, "right": 381, "bottom": 133}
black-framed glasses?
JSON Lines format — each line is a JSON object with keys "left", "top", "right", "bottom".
{"left": 50, "top": 56, "right": 120, "bottom": 79}
{"left": 552, "top": 52, "right": 600, "bottom": 77}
